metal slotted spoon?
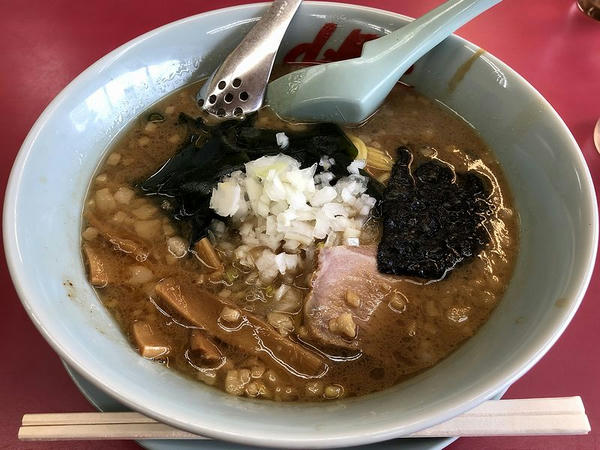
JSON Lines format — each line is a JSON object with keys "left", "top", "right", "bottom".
{"left": 196, "top": 0, "right": 302, "bottom": 120}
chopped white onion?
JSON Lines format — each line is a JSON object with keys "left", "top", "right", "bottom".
{"left": 284, "top": 253, "right": 300, "bottom": 271}
{"left": 210, "top": 180, "right": 241, "bottom": 217}
{"left": 255, "top": 249, "right": 278, "bottom": 282}
{"left": 275, "top": 253, "right": 288, "bottom": 274}
{"left": 347, "top": 159, "right": 366, "bottom": 174}
{"left": 310, "top": 186, "right": 337, "bottom": 207}
{"left": 276, "top": 132, "right": 289, "bottom": 149}
{"left": 209, "top": 153, "right": 377, "bottom": 282}
{"left": 319, "top": 156, "right": 335, "bottom": 171}
{"left": 315, "top": 172, "right": 335, "bottom": 186}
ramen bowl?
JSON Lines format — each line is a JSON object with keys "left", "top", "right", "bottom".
{"left": 3, "top": 2, "right": 597, "bottom": 448}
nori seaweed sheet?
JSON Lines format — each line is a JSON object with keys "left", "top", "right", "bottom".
{"left": 377, "top": 147, "right": 493, "bottom": 280}
{"left": 139, "top": 114, "right": 383, "bottom": 245}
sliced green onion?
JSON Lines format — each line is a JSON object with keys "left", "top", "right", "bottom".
{"left": 148, "top": 112, "right": 165, "bottom": 123}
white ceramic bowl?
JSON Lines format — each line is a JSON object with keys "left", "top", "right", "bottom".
{"left": 4, "top": 2, "right": 598, "bottom": 448}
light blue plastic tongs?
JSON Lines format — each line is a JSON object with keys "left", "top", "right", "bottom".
{"left": 266, "top": 0, "right": 502, "bottom": 124}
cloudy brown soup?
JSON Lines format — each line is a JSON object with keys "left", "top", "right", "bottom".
{"left": 81, "top": 76, "right": 518, "bottom": 401}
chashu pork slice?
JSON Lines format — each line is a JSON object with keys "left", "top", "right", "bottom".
{"left": 304, "top": 245, "right": 401, "bottom": 352}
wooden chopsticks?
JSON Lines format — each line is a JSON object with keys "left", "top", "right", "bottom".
{"left": 18, "top": 396, "right": 590, "bottom": 441}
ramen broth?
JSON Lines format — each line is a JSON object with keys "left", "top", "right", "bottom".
{"left": 81, "top": 79, "right": 518, "bottom": 401}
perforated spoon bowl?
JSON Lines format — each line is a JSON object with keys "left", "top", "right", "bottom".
{"left": 197, "top": 0, "right": 302, "bottom": 120}
{"left": 267, "top": 0, "right": 502, "bottom": 124}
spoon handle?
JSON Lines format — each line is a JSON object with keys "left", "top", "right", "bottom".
{"left": 198, "top": 0, "right": 302, "bottom": 119}
{"left": 232, "top": 0, "right": 303, "bottom": 59}
{"left": 363, "top": 0, "right": 502, "bottom": 74}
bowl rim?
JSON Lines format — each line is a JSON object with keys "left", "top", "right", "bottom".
{"left": 4, "top": 1, "right": 598, "bottom": 448}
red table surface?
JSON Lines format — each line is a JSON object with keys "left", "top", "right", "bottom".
{"left": 1, "top": 1, "right": 598, "bottom": 449}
